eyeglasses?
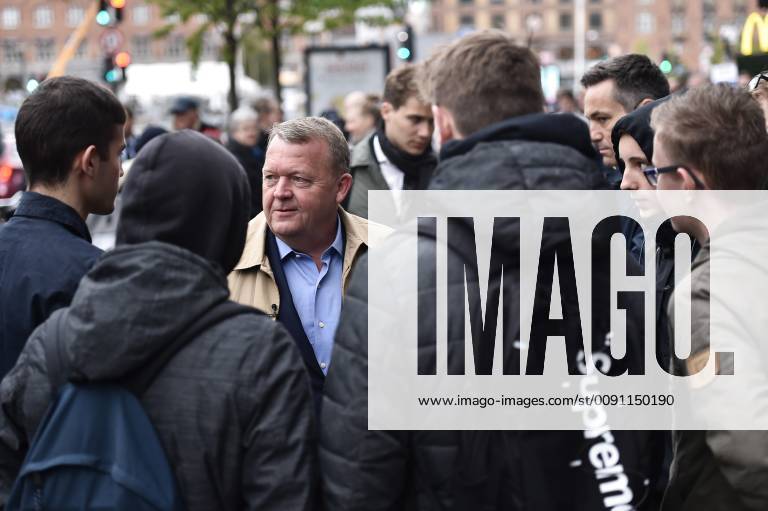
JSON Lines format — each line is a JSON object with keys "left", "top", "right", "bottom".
{"left": 748, "top": 72, "right": 768, "bottom": 92}
{"left": 643, "top": 165, "right": 706, "bottom": 189}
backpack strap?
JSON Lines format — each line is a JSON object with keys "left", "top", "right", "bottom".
{"left": 44, "top": 312, "right": 71, "bottom": 397}
{"left": 123, "top": 300, "right": 260, "bottom": 396}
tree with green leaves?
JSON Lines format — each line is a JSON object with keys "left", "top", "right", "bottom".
{"left": 149, "top": 0, "right": 405, "bottom": 112}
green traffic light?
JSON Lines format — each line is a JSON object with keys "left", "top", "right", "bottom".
{"left": 660, "top": 60, "right": 672, "bottom": 74}
{"left": 96, "top": 10, "right": 111, "bottom": 25}
{"left": 105, "top": 69, "right": 119, "bottom": 82}
{"left": 397, "top": 47, "right": 411, "bottom": 60}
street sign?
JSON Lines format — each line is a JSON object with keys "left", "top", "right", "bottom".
{"left": 99, "top": 28, "right": 125, "bottom": 54}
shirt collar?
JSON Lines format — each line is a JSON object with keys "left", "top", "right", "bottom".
{"left": 13, "top": 191, "right": 92, "bottom": 243}
{"left": 275, "top": 215, "right": 343, "bottom": 261}
{"left": 372, "top": 135, "right": 389, "bottom": 166}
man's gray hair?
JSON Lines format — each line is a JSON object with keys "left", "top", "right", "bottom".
{"left": 229, "top": 107, "right": 258, "bottom": 132}
{"left": 268, "top": 116, "right": 350, "bottom": 175}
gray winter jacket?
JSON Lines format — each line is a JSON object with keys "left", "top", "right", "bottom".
{"left": 0, "top": 241, "right": 317, "bottom": 511}
{"left": 346, "top": 132, "right": 390, "bottom": 219}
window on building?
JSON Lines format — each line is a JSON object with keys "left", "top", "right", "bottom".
{"left": 587, "top": 45, "right": 604, "bottom": 59}
{"left": 1, "top": 8, "right": 20, "bottom": 29}
{"left": 459, "top": 14, "right": 475, "bottom": 28}
{"left": 133, "top": 35, "right": 151, "bottom": 59}
{"left": 671, "top": 14, "right": 685, "bottom": 34}
{"left": 589, "top": 12, "right": 602, "bottom": 29}
{"left": 558, "top": 46, "right": 575, "bottom": 59}
{"left": 133, "top": 5, "right": 151, "bottom": 25}
{"left": 165, "top": 35, "right": 186, "bottom": 58}
{"left": 636, "top": 12, "right": 654, "bottom": 34}
{"left": 74, "top": 39, "right": 88, "bottom": 59}
{"left": 34, "top": 6, "right": 54, "bottom": 28}
{"left": 492, "top": 14, "right": 505, "bottom": 29}
{"left": 36, "top": 38, "right": 55, "bottom": 61}
{"left": 203, "top": 35, "right": 219, "bottom": 58}
{"left": 2, "top": 40, "right": 23, "bottom": 63}
{"left": 559, "top": 13, "right": 572, "bottom": 30}
{"left": 66, "top": 6, "right": 85, "bottom": 27}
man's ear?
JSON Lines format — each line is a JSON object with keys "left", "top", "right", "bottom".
{"left": 637, "top": 98, "right": 654, "bottom": 108}
{"left": 681, "top": 166, "right": 708, "bottom": 190}
{"left": 432, "top": 104, "right": 458, "bottom": 145}
{"left": 380, "top": 101, "right": 394, "bottom": 122}
{"left": 76, "top": 145, "right": 100, "bottom": 179}
{"left": 336, "top": 172, "right": 353, "bottom": 204}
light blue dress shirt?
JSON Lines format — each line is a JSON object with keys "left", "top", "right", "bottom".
{"left": 275, "top": 218, "right": 344, "bottom": 375}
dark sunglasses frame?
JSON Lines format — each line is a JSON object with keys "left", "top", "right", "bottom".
{"left": 749, "top": 73, "right": 768, "bottom": 92}
{"left": 643, "top": 165, "right": 706, "bottom": 189}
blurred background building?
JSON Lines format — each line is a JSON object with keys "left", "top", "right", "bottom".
{"left": 0, "top": 0, "right": 767, "bottom": 117}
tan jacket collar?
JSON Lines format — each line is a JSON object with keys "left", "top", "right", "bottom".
{"left": 233, "top": 208, "right": 370, "bottom": 274}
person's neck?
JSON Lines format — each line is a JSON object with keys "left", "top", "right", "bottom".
{"left": 278, "top": 226, "right": 337, "bottom": 271}
{"left": 29, "top": 183, "right": 88, "bottom": 221}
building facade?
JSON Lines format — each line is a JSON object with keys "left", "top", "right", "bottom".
{"left": 429, "top": 0, "right": 757, "bottom": 84}
{"left": 0, "top": 0, "right": 220, "bottom": 89}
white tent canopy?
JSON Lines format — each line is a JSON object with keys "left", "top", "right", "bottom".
{"left": 122, "top": 61, "right": 262, "bottom": 113}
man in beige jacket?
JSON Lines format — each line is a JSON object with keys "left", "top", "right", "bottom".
{"left": 229, "top": 117, "right": 378, "bottom": 406}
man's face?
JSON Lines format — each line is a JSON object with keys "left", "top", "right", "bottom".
{"left": 345, "top": 106, "right": 376, "bottom": 145}
{"left": 173, "top": 109, "right": 199, "bottom": 131}
{"left": 381, "top": 96, "right": 434, "bottom": 156}
{"left": 262, "top": 137, "right": 350, "bottom": 252}
{"left": 89, "top": 124, "right": 125, "bottom": 215}
{"left": 259, "top": 105, "right": 282, "bottom": 132}
{"left": 584, "top": 79, "right": 628, "bottom": 167}
{"left": 233, "top": 119, "right": 259, "bottom": 147}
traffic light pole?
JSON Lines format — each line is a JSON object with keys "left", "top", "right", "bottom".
{"left": 47, "top": 1, "right": 99, "bottom": 79}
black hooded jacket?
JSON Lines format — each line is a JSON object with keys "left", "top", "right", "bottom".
{"left": 610, "top": 97, "right": 684, "bottom": 368}
{"left": 0, "top": 130, "right": 316, "bottom": 510}
{"left": 321, "top": 114, "right": 661, "bottom": 510}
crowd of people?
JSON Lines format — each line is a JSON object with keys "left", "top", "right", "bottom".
{"left": 0, "top": 28, "right": 768, "bottom": 510}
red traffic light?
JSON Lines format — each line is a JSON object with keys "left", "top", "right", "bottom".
{"left": 115, "top": 51, "right": 131, "bottom": 68}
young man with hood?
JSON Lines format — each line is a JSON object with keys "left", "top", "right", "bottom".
{"left": 0, "top": 130, "right": 317, "bottom": 510}
{"left": 320, "top": 31, "right": 657, "bottom": 510}
{"left": 344, "top": 64, "right": 436, "bottom": 219}
{"left": 0, "top": 76, "right": 125, "bottom": 380}
{"left": 611, "top": 97, "right": 678, "bottom": 365}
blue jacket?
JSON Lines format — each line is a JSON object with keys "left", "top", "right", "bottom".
{"left": 0, "top": 192, "right": 101, "bottom": 379}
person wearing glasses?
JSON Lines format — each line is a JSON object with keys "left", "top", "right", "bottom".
{"left": 649, "top": 84, "right": 768, "bottom": 511}
{"left": 748, "top": 70, "right": 768, "bottom": 131}
{"left": 611, "top": 96, "right": 679, "bottom": 510}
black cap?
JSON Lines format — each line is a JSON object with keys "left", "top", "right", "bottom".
{"left": 169, "top": 96, "right": 199, "bottom": 115}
